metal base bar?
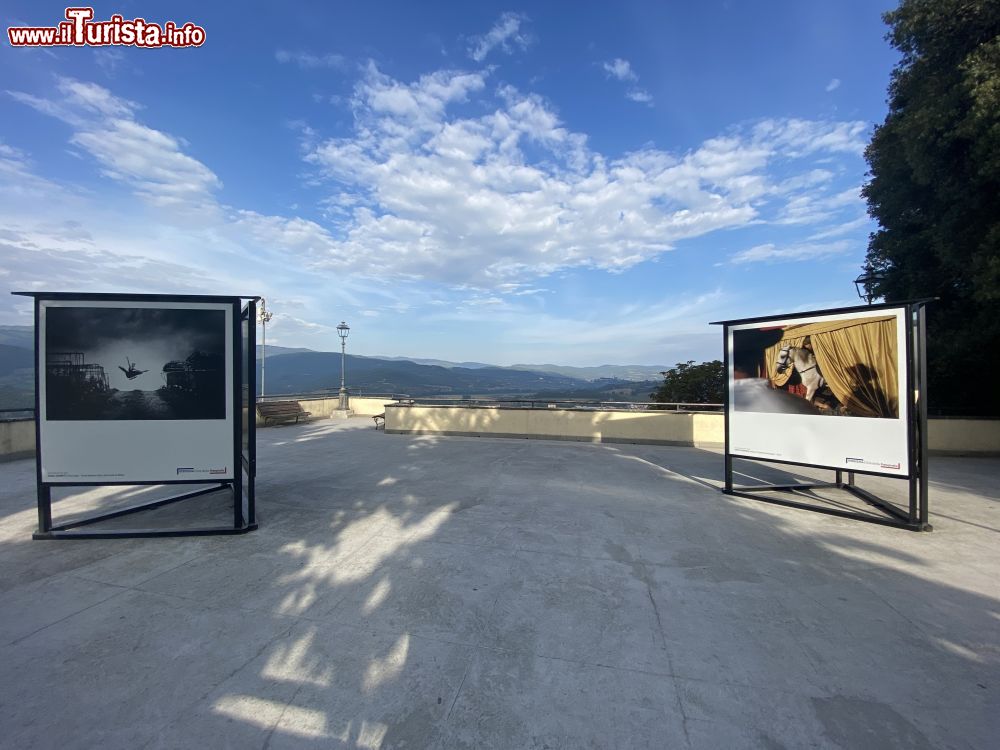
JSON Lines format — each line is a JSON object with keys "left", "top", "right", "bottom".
{"left": 842, "top": 484, "right": 915, "bottom": 524}
{"left": 724, "top": 484, "right": 931, "bottom": 532}
{"left": 35, "top": 483, "right": 259, "bottom": 540}
{"left": 736, "top": 483, "right": 840, "bottom": 493}
{"left": 49, "top": 484, "right": 228, "bottom": 532}
{"left": 34, "top": 523, "right": 258, "bottom": 540}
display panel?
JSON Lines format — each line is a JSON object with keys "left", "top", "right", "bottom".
{"left": 727, "top": 307, "right": 909, "bottom": 477}
{"left": 240, "top": 299, "right": 255, "bottom": 474}
{"left": 38, "top": 300, "right": 235, "bottom": 483}
{"left": 241, "top": 309, "right": 250, "bottom": 461}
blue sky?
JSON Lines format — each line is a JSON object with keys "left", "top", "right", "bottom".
{"left": 1, "top": 1, "right": 898, "bottom": 365}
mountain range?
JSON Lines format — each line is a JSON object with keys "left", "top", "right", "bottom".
{"left": 0, "top": 325, "right": 33, "bottom": 349}
{"left": 258, "top": 352, "right": 588, "bottom": 397}
{"left": 260, "top": 345, "right": 667, "bottom": 381}
{"left": 1, "top": 325, "right": 665, "bottom": 407}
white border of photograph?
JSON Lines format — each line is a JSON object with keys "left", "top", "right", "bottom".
{"left": 727, "top": 306, "right": 909, "bottom": 477}
{"left": 39, "top": 300, "right": 235, "bottom": 483}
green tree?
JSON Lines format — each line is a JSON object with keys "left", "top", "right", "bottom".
{"left": 862, "top": 0, "right": 1000, "bottom": 415}
{"left": 650, "top": 360, "right": 724, "bottom": 404}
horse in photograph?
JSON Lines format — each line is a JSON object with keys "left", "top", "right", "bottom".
{"left": 775, "top": 341, "right": 827, "bottom": 403}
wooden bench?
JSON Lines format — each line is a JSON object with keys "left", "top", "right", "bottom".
{"left": 257, "top": 401, "right": 312, "bottom": 425}
{"left": 372, "top": 413, "right": 385, "bottom": 430}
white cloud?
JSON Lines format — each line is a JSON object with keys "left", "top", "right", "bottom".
{"left": 94, "top": 48, "right": 126, "bottom": 77}
{"left": 776, "top": 185, "right": 864, "bottom": 225}
{"left": 468, "top": 12, "right": 530, "bottom": 62}
{"left": 9, "top": 78, "right": 135, "bottom": 125}
{"left": 10, "top": 74, "right": 867, "bottom": 294}
{"left": 807, "top": 215, "right": 870, "bottom": 240}
{"left": 10, "top": 77, "right": 221, "bottom": 212}
{"left": 729, "top": 240, "right": 852, "bottom": 264}
{"left": 826, "top": 78, "right": 841, "bottom": 92}
{"left": 4, "top": 71, "right": 872, "bottom": 358}
{"left": 0, "top": 222, "right": 209, "bottom": 316}
{"left": 270, "top": 312, "right": 336, "bottom": 334}
{"left": 301, "top": 65, "right": 865, "bottom": 286}
{"left": 231, "top": 210, "right": 339, "bottom": 264}
{"left": 71, "top": 120, "right": 221, "bottom": 209}
{"left": 603, "top": 58, "right": 637, "bottom": 82}
{"left": 421, "top": 287, "right": 727, "bottom": 364}
{"left": 0, "top": 140, "right": 70, "bottom": 199}
{"left": 603, "top": 58, "right": 653, "bottom": 105}
{"left": 275, "top": 50, "right": 346, "bottom": 70}
{"left": 57, "top": 78, "right": 137, "bottom": 118}
{"left": 752, "top": 119, "right": 867, "bottom": 157}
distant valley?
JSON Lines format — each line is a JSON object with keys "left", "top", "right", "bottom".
{"left": 1, "top": 326, "right": 665, "bottom": 408}
{"left": 266, "top": 347, "right": 667, "bottom": 382}
{"left": 256, "top": 351, "right": 660, "bottom": 400}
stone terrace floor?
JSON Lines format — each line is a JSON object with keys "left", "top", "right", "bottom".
{"left": 0, "top": 420, "right": 997, "bottom": 749}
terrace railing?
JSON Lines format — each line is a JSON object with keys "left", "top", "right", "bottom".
{"left": 254, "top": 389, "right": 722, "bottom": 412}
{"left": 0, "top": 407, "right": 35, "bottom": 421}
{"left": 257, "top": 389, "right": 404, "bottom": 403}
{"left": 387, "top": 397, "right": 723, "bottom": 412}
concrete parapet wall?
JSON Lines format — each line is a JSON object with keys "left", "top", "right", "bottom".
{"left": 0, "top": 419, "right": 35, "bottom": 461}
{"left": 385, "top": 405, "right": 724, "bottom": 447}
{"left": 386, "top": 406, "right": 1000, "bottom": 455}
{"left": 2, "top": 410, "right": 996, "bottom": 457}
{"left": 256, "top": 396, "right": 395, "bottom": 425}
{"left": 928, "top": 418, "right": 1000, "bottom": 456}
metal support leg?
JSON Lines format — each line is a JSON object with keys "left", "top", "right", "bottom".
{"left": 37, "top": 484, "right": 52, "bottom": 534}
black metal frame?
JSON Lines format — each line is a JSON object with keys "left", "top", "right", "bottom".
{"left": 713, "top": 300, "right": 933, "bottom": 532}
{"left": 241, "top": 298, "right": 257, "bottom": 528}
{"left": 13, "top": 291, "right": 260, "bottom": 540}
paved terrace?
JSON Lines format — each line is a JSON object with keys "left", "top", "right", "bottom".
{"left": 0, "top": 421, "right": 997, "bottom": 749}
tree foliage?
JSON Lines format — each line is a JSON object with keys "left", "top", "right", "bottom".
{"left": 651, "top": 360, "right": 724, "bottom": 404}
{"left": 862, "top": 0, "right": 1000, "bottom": 415}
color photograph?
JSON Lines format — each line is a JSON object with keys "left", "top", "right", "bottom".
{"left": 731, "top": 314, "right": 899, "bottom": 418}
{"left": 45, "top": 306, "right": 227, "bottom": 420}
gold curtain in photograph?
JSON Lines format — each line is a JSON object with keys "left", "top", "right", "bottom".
{"left": 762, "top": 316, "right": 898, "bottom": 417}
{"left": 764, "top": 335, "right": 805, "bottom": 387}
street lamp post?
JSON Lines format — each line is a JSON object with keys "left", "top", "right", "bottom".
{"left": 258, "top": 299, "right": 274, "bottom": 398}
{"left": 853, "top": 266, "right": 887, "bottom": 305}
{"left": 336, "top": 321, "right": 350, "bottom": 411}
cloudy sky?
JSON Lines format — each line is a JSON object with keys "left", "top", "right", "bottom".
{"left": 1, "top": 1, "right": 897, "bottom": 366}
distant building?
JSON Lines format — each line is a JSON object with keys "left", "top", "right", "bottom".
{"left": 46, "top": 351, "right": 109, "bottom": 390}
{"left": 162, "top": 353, "right": 221, "bottom": 392}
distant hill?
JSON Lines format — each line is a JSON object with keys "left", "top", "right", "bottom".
{"left": 0, "top": 341, "right": 34, "bottom": 409}
{"left": 0, "top": 344, "right": 33, "bottom": 376}
{"left": 0, "top": 325, "right": 33, "bottom": 349}
{"left": 258, "top": 352, "right": 587, "bottom": 397}
{"left": 529, "top": 379, "right": 662, "bottom": 402}
{"left": 0, "top": 323, "right": 666, "bottom": 405}
{"left": 368, "top": 355, "right": 494, "bottom": 369}
{"left": 509, "top": 363, "right": 668, "bottom": 381}
{"left": 365, "top": 357, "right": 667, "bottom": 380}
{"left": 255, "top": 344, "right": 314, "bottom": 359}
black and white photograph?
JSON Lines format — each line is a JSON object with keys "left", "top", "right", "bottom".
{"left": 45, "top": 306, "right": 227, "bottom": 420}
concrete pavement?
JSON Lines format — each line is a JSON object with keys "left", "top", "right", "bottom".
{"left": 0, "top": 419, "right": 997, "bottom": 748}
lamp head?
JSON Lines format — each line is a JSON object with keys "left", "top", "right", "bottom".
{"left": 853, "top": 270, "right": 886, "bottom": 304}
{"left": 336, "top": 321, "right": 350, "bottom": 340}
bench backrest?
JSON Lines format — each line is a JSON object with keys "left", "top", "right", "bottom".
{"left": 257, "top": 401, "right": 306, "bottom": 415}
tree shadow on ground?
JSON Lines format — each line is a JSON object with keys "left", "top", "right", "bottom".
{"left": 0, "top": 425, "right": 996, "bottom": 748}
